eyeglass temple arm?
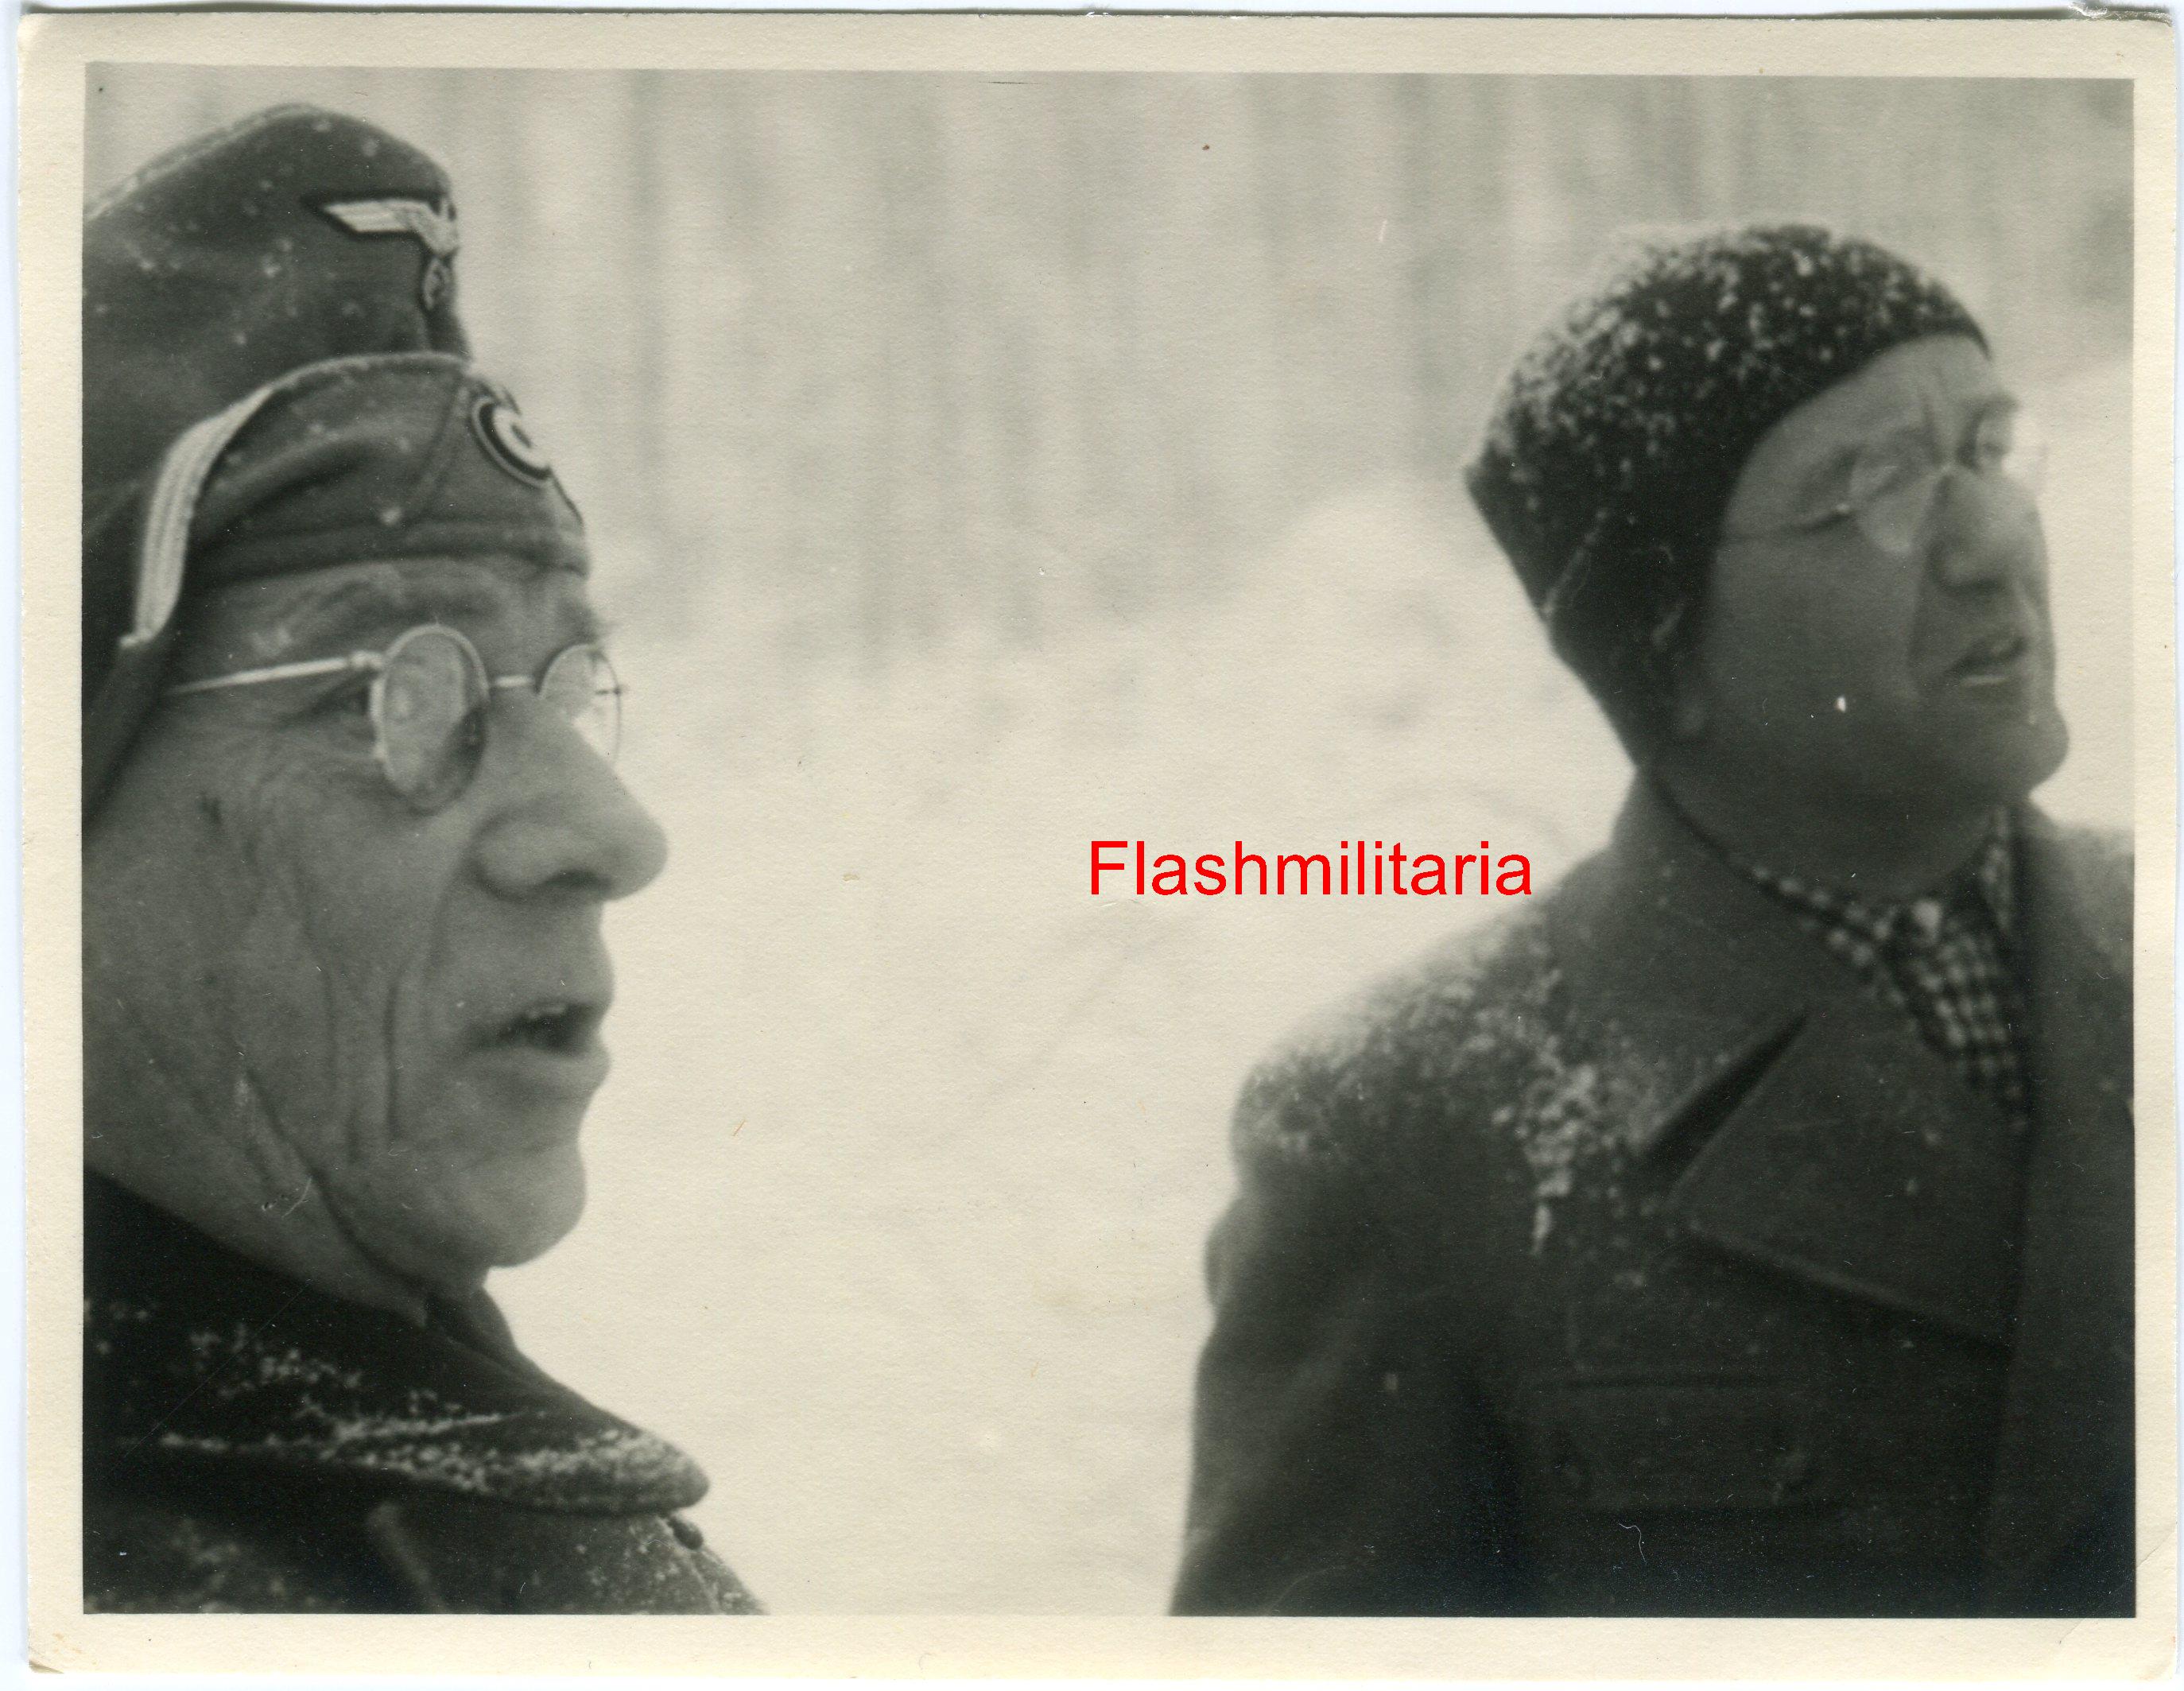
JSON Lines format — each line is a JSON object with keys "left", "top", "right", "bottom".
{"left": 165, "top": 653, "right": 380, "bottom": 697}
{"left": 165, "top": 644, "right": 610, "bottom": 699}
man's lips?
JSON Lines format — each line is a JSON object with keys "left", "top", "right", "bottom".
{"left": 491, "top": 997, "right": 607, "bottom": 1056}
{"left": 1949, "top": 629, "right": 2033, "bottom": 687}
{"left": 467, "top": 979, "right": 615, "bottom": 1096}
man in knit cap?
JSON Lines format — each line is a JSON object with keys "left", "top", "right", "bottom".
{"left": 81, "top": 107, "right": 758, "bottom": 1613}
{"left": 1175, "top": 226, "right": 2131, "bottom": 1617}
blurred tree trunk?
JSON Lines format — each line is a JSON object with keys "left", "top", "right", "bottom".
{"left": 87, "top": 71, "right": 2132, "bottom": 685}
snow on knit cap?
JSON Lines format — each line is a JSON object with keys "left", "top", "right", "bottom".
{"left": 1465, "top": 223, "right": 1986, "bottom": 756}
{"left": 84, "top": 355, "right": 587, "bottom": 810}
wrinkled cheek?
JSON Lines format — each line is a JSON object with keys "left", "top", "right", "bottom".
{"left": 380, "top": 933, "right": 455, "bottom": 1155}
{"left": 223, "top": 876, "right": 357, "bottom": 1167}
{"left": 223, "top": 782, "right": 409, "bottom": 1173}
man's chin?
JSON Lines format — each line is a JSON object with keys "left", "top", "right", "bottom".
{"left": 475, "top": 1150, "right": 589, "bottom": 1270}
{"left": 2027, "top": 712, "right": 2072, "bottom": 794}
{"left": 367, "top": 1150, "right": 589, "bottom": 1288}
{"left": 1883, "top": 702, "right": 2069, "bottom": 817}
{"left": 1966, "top": 710, "right": 2071, "bottom": 809}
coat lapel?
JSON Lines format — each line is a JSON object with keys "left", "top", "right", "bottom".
{"left": 1664, "top": 988, "right": 2023, "bottom": 1346}
{"left": 1551, "top": 783, "right": 2028, "bottom": 1346}
{"left": 1979, "top": 813, "right": 2135, "bottom": 1602}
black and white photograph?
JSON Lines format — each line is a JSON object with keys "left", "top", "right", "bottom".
{"left": 24, "top": 13, "right": 2175, "bottom": 1676}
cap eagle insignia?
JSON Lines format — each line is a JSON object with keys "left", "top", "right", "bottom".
{"left": 312, "top": 194, "right": 460, "bottom": 311}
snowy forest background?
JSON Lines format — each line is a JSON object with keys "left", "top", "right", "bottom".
{"left": 89, "top": 69, "right": 2134, "bottom": 1612}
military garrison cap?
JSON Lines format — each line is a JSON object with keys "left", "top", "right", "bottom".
{"left": 83, "top": 104, "right": 581, "bottom": 812}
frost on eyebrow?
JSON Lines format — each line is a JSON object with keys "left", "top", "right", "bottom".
{"left": 193, "top": 560, "right": 599, "bottom": 669}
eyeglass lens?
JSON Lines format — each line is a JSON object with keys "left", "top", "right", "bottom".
{"left": 375, "top": 627, "right": 490, "bottom": 810}
{"left": 538, "top": 644, "right": 623, "bottom": 764}
{"left": 1845, "top": 413, "right": 2046, "bottom": 560}
{"left": 372, "top": 627, "right": 622, "bottom": 812}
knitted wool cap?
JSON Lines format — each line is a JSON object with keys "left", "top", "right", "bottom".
{"left": 1465, "top": 223, "right": 1986, "bottom": 755}
{"left": 83, "top": 105, "right": 580, "bottom": 813}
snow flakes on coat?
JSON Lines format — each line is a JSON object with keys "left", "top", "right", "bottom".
{"left": 83, "top": 1176, "right": 758, "bottom": 1612}
{"left": 1232, "top": 902, "right": 1677, "bottom": 1256}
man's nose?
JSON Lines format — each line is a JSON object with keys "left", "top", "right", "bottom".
{"left": 471, "top": 701, "right": 669, "bottom": 903}
{"left": 1927, "top": 468, "right": 2045, "bottom": 592}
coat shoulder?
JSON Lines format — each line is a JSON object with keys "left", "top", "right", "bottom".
{"left": 84, "top": 1179, "right": 760, "bottom": 1615}
{"left": 366, "top": 1493, "right": 762, "bottom": 1615}
{"left": 1232, "top": 894, "right": 1569, "bottom": 1183}
{"left": 85, "top": 1483, "right": 398, "bottom": 1612}
{"left": 85, "top": 1461, "right": 763, "bottom": 1615}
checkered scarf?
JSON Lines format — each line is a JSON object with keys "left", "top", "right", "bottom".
{"left": 1741, "top": 818, "right": 2030, "bottom": 1129}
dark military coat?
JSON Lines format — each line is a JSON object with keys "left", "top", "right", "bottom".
{"left": 1174, "top": 782, "right": 2132, "bottom": 1618}
{"left": 84, "top": 1174, "right": 761, "bottom": 1613}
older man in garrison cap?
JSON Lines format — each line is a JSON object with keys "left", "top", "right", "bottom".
{"left": 1174, "top": 226, "right": 2132, "bottom": 1619}
{"left": 80, "top": 107, "right": 758, "bottom": 1614}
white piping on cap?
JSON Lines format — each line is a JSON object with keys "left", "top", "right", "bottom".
{"left": 118, "top": 385, "right": 281, "bottom": 653}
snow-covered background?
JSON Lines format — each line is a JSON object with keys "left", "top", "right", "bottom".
{"left": 90, "top": 71, "right": 2134, "bottom": 1611}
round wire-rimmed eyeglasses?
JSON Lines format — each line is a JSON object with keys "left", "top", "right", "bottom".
{"left": 165, "top": 622, "right": 623, "bottom": 813}
{"left": 1719, "top": 402, "right": 2047, "bottom": 561}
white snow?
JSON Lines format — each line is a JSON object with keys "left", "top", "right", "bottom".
{"left": 496, "top": 359, "right": 2128, "bottom": 1611}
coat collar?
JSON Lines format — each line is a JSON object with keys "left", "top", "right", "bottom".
{"left": 1548, "top": 782, "right": 2073, "bottom": 1347}
{"left": 84, "top": 1173, "right": 709, "bottom": 1515}
{"left": 1549, "top": 782, "right": 2133, "bottom": 1592}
